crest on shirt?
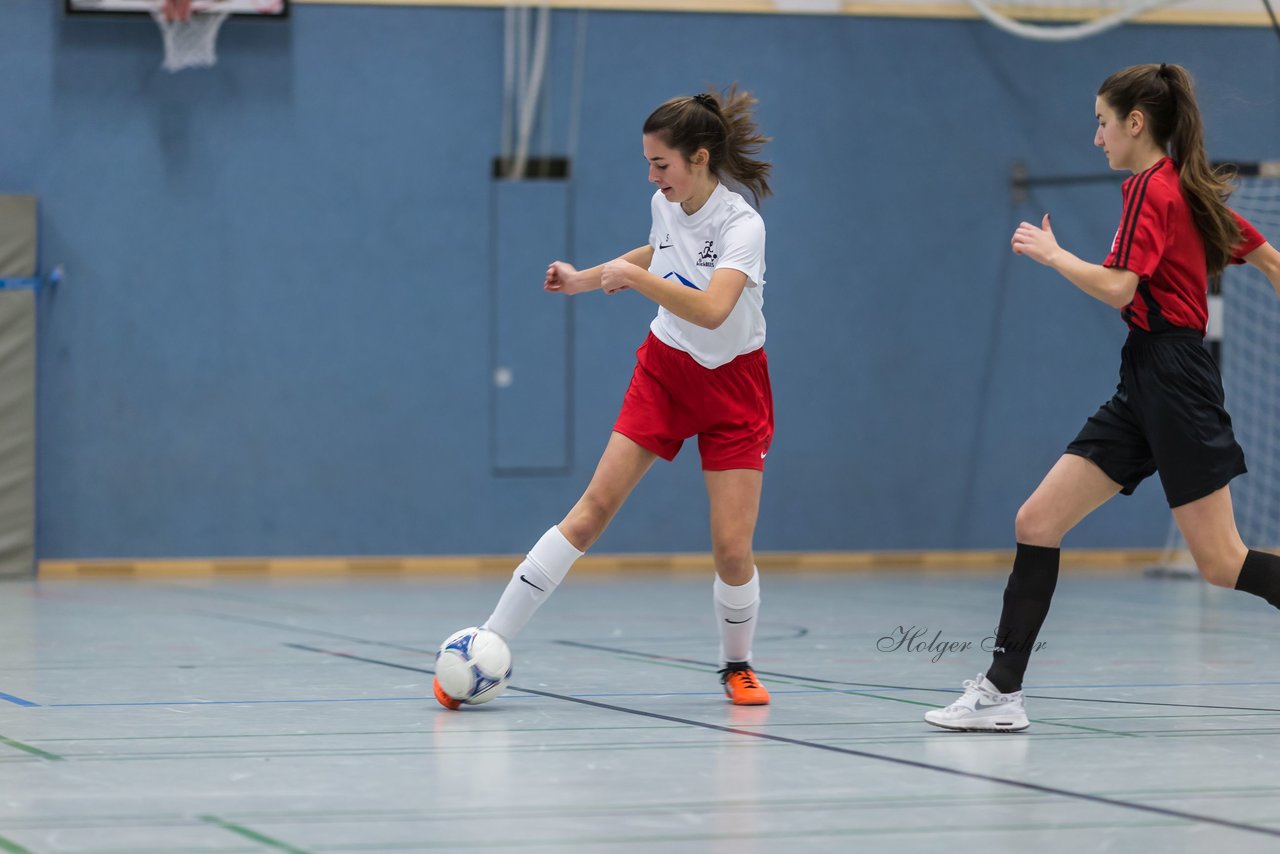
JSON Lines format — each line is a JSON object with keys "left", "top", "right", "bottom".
{"left": 696, "top": 240, "right": 718, "bottom": 268}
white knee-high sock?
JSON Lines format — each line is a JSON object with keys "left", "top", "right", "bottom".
{"left": 482, "top": 526, "right": 584, "bottom": 641}
{"left": 714, "top": 568, "right": 760, "bottom": 665}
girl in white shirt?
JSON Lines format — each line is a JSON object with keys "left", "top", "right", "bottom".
{"left": 437, "top": 86, "right": 776, "bottom": 708}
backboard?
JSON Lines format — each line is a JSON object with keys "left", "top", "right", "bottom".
{"left": 66, "top": 0, "right": 288, "bottom": 17}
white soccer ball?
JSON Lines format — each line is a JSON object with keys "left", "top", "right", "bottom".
{"left": 434, "top": 627, "right": 512, "bottom": 706}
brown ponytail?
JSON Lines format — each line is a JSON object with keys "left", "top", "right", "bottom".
{"left": 642, "top": 84, "right": 772, "bottom": 205}
{"left": 1098, "top": 63, "right": 1240, "bottom": 274}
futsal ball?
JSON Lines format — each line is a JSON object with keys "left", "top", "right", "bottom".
{"left": 434, "top": 627, "right": 512, "bottom": 705}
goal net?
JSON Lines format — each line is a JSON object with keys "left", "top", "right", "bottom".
{"left": 1151, "top": 163, "right": 1280, "bottom": 575}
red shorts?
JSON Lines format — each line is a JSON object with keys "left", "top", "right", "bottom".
{"left": 613, "top": 332, "right": 774, "bottom": 471}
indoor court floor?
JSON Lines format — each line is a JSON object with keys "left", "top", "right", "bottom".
{"left": 3, "top": 568, "right": 1280, "bottom": 852}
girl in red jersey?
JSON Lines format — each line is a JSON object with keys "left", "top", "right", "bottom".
{"left": 927, "top": 63, "right": 1280, "bottom": 732}
{"left": 436, "top": 87, "right": 775, "bottom": 708}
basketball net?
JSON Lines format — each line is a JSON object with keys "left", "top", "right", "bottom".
{"left": 150, "top": 7, "right": 230, "bottom": 72}
{"left": 964, "top": 0, "right": 1178, "bottom": 41}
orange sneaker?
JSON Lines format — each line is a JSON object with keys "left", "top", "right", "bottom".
{"left": 433, "top": 676, "right": 462, "bottom": 710}
{"left": 719, "top": 664, "right": 770, "bottom": 706}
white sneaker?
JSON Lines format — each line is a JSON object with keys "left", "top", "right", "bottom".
{"left": 924, "top": 674, "right": 1029, "bottom": 732}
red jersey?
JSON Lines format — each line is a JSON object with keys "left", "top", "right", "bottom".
{"left": 1104, "top": 156, "right": 1266, "bottom": 333}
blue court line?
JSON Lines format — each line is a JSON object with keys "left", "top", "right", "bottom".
{"left": 289, "top": 642, "right": 1280, "bottom": 841}
{"left": 46, "top": 696, "right": 431, "bottom": 708}
{"left": 0, "top": 692, "right": 39, "bottom": 707}
{"left": 35, "top": 690, "right": 838, "bottom": 709}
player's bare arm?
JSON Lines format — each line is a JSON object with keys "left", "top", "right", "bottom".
{"left": 545, "top": 245, "right": 654, "bottom": 295}
{"left": 1012, "top": 214, "right": 1139, "bottom": 308}
{"left": 601, "top": 262, "right": 747, "bottom": 330}
{"left": 1243, "top": 242, "right": 1280, "bottom": 298}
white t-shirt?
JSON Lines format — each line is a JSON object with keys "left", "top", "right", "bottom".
{"left": 647, "top": 182, "right": 766, "bottom": 369}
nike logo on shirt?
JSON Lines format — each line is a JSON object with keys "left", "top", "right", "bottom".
{"left": 519, "top": 574, "right": 545, "bottom": 592}
{"left": 658, "top": 243, "right": 674, "bottom": 249}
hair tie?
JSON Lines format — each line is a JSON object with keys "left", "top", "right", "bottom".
{"left": 693, "top": 93, "right": 718, "bottom": 111}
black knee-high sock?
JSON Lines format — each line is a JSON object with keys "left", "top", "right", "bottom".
{"left": 985, "top": 543, "right": 1060, "bottom": 694}
{"left": 1234, "top": 550, "right": 1280, "bottom": 609}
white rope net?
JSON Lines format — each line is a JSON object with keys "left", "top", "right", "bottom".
{"left": 964, "top": 0, "right": 1182, "bottom": 41}
{"left": 1155, "top": 167, "right": 1280, "bottom": 573}
{"left": 150, "top": 7, "right": 230, "bottom": 72}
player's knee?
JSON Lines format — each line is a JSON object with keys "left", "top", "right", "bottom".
{"left": 561, "top": 494, "right": 614, "bottom": 549}
{"left": 712, "top": 543, "right": 753, "bottom": 581}
{"left": 1194, "top": 551, "right": 1244, "bottom": 588}
{"left": 1014, "top": 502, "right": 1063, "bottom": 547}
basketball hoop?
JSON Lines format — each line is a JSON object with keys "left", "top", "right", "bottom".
{"left": 150, "top": 1, "right": 230, "bottom": 72}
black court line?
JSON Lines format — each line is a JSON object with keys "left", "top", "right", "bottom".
{"left": 193, "top": 612, "right": 433, "bottom": 655}
{"left": 556, "top": 640, "right": 1280, "bottom": 714}
{"left": 286, "top": 642, "right": 1280, "bottom": 840}
{"left": 160, "top": 583, "right": 330, "bottom": 615}
{"left": 204, "top": 611, "right": 1280, "bottom": 715}
{"left": 196, "top": 610, "right": 807, "bottom": 655}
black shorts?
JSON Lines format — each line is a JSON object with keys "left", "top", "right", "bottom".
{"left": 1065, "top": 328, "right": 1246, "bottom": 508}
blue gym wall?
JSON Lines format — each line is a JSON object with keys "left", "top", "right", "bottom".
{"left": 3, "top": 1, "right": 1277, "bottom": 558}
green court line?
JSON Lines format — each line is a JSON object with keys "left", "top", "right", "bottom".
{"left": 1037, "top": 710, "right": 1280, "bottom": 722}
{"left": 1030, "top": 718, "right": 1138, "bottom": 736}
{"left": 69, "top": 720, "right": 1280, "bottom": 762}
{"left": 0, "top": 735, "right": 62, "bottom": 761}
{"left": 8, "top": 780, "right": 1280, "bottom": 830}
{"left": 289, "top": 814, "right": 1254, "bottom": 850}
{"left": 1106, "top": 727, "right": 1280, "bottom": 738}
{"left": 35, "top": 709, "right": 1270, "bottom": 745}
{"left": 25, "top": 711, "right": 1176, "bottom": 746}
{"left": 0, "top": 790, "right": 1060, "bottom": 825}
{"left": 0, "top": 835, "right": 33, "bottom": 854}
{"left": 200, "top": 816, "right": 311, "bottom": 854}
